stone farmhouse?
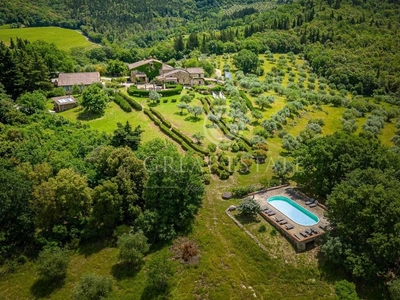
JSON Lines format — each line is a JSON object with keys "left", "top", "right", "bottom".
{"left": 56, "top": 72, "right": 101, "bottom": 93}
{"left": 156, "top": 67, "right": 205, "bottom": 86}
{"left": 128, "top": 58, "right": 205, "bottom": 86}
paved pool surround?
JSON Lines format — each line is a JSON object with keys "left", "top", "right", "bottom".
{"left": 252, "top": 186, "right": 329, "bottom": 252}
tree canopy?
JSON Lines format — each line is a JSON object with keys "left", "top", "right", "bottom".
{"left": 294, "top": 132, "right": 400, "bottom": 198}
{"left": 81, "top": 85, "right": 108, "bottom": 115}
{"left": 233, "top": 49, "right": 259, "bottom": 74}
{"left": 137, "top": 139, "right": 205, "bottom": 242}
{"left": 326, "top": 168, "right": 400, "bottom": 280}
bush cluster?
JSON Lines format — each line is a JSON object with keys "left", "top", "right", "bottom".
{"left": 231, "top": 185, "right": 260, "bottom": 198}
{"left": 127, "top": 85, "right": 182, "bottom": 97}
{"left": 118, "top": 92, "right": 142, "bottom": 111}
{"left": 144, "top": 109, "right": 207, "bottom": 158}
{"left": 113, "top": 94, "right": 132, "bottom": 112}
{"left": 200, "top": 97, "right": 252, "bottom": 151}
{"left": 150, "top": 108, "right": 171, "bottom": 128}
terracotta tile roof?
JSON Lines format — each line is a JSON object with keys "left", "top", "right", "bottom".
{"left": 57, "top": 72, "right": 100, "bottom": 87}
{"left": 128, "top": 58, "right": 163, "bottom": 70}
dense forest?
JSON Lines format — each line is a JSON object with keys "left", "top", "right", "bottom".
{"left": 1, "top": 1, "right": 399, "bottom": 96}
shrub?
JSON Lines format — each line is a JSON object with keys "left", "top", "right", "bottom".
{"left": 37, "top": 247, "right": 70, "bottom": 280}
{"left": 239, "top": 91, "right": 255, "bottom": 111}
{"left": 389, "top": 279, "right": 400, "bottom": 300}
{"left": 47, "top": 87, "right": 65, "bottom": 98}
{"left": 118, "top": 92, "right": 142, "bottom": 111}
{"left": 129, "top": 85, "right": 182, "bottom": 98}
{"left": 237, "top": 197, "right": 261, "bottom": 216}
{"left": 207, "top": 143, "right": 217, "bottom": 153}
{"left": 150, "top": 108, "right": 171, "bottom": 128}
{"left": 117, "top": 231, "right": 149, "bottom": 267}
{"left": 231, "top": 141, "right": 240, "bottom": 152}
{"left": 334, "top": 280, "right": 359, "bottom": 300}
{"left": 219, "top": 170, "right": 230, "bottom": 180}
{"left": 210, "top": 163, "right": 219, "bottom": 174}
{"left": 147, "top": 256, "right": 173, "bottom": 292}
{"left": 72, "top": 274, "right": 113, "bottom": 300}
{"left": 202, "top": 173, "right": 211, "bottom": 185}
{"left": 113, "top": 93, "right": 132, "bottom": 112}
{"left": 231, "top": 185, "right": 259, "bottom": 198}
{"left": 258, "top": 225, "right": 266, "bottom": 232}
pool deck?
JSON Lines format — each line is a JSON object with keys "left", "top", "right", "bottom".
{"left": 252, "top": 186, "right": 330, "bottom": 251}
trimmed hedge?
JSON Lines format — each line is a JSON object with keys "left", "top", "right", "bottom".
{"left": 201, "top": 97, "right": 251, "bottom": 150}
{"left": 118, "top": 92, "right": 142, "bottom": 111}
{"left": 113, "top": 94, "right": 132, "bottom": 112}
{"left": 150, "top": 108, "right": 171, "bottom": 128}
{"left": 240, "top": 91, "right": 255, "bottom": 112}
{"left": 143, "top": 108, "right": 206, "bottom": 158}
{"left": 127, "top": 85, "right": 183, "bottom": 98}
{"left": 143, "top": 108, "right": 162, "bottom": 126}
{"left": 171, "top": 127, "right": 209, "bottom": 156}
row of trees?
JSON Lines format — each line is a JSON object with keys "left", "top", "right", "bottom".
{"left": 0, "top": 39, "right": 74, "bottom": 99}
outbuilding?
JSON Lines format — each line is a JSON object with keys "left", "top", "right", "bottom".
{"left": 52, "top": 95, "right": 77, "bottom": 112}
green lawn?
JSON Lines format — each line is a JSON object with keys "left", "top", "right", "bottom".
{"left": 57, "top": 101, "right": 171, "bottom": 144}
{"left": 0, "top": 26, "right": 97, "bottom": 52}
{"left": 151, "top": 97, "right": 229, "bottom": 147}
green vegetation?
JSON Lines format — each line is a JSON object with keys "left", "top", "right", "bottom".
{"left": 0, "top": 0, "right": 399, "bottom": 298}
{"left": 72, "top": 273, "right": 113, "bottom": 300}
{"left": 0, "top": 27, "right": 96, "bottom": 52}
{"left": 36, "top": 247, "right": 70, "bottom": 281}
{"left": 117, "top": 231, "right": 149, "bottom": 267}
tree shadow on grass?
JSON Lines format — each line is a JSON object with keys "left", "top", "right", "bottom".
{"left": 173, "top": 111, "right": 188, "bottom": 116}
{"left": 184, "top": 116, "right": 202, "bottom": 122}
{"left": 279, "top": 150, "right": 292, "bottom": 157}
{"left": 234, "top": 213, "right": 261, "bottom": 226}
{"left": 140, "top": 285, "right": 170, "bottom": 300}
{"left": 111, "top": 262, "right": 142, "bottom": 280}
{"left": 31, "top": 277, "right": 65, "bottom": 298}
{"left": 147, "top": 102, "right": 160, "bottom": 108}
{"left": 77, "top": 111, "right": 103, "bottom": 121}
{"left": 78, "top": 238, "right": 114, "bottom": 257}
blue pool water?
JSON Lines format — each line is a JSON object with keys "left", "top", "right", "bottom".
{"left": 267, "top": 195, "right": 319, "bottom": 226}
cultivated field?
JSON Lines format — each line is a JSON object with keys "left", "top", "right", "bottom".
{"left": 0, "top": 26, "right": 97, "bottom": 52}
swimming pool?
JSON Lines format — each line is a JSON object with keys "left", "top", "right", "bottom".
{"left": 267, "top": 195, "right": 319, "bottom": 226}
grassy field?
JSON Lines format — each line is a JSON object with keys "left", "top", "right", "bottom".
{"left": 0, "top": 26, "right": 97, "bottom": 52}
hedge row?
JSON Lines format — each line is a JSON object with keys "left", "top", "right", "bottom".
{"left": 118, "top": 92, "right": 142, "bottom": 111}
{"left": 127, "top": 85, "right": 183, "bottom": 98}
{"left": 219, "top": 117, "right": 252, "bottom": 148}
{"left": 171, "top": 127, "right": 209, "bottom": 156}
{"left": 113, "top": 94, "right": 132, "bottom": 112}
{"left": 144, "top": 108, "right": 206, "bottom": 158}
{"left": 201, "top": 98, "right": 252, "bottom": 151}
{"left": 143, "top": 108, "right": 162, "bottom": 126}
{"left": 239, "top": 91, "right": 255, "bottom": 112}
{"left": 150, "top": 108, "right": 171, "bottom": 128}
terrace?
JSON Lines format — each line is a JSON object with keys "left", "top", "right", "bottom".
{"left": 253, "top": 186, "right": 330, "bottom": 252}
